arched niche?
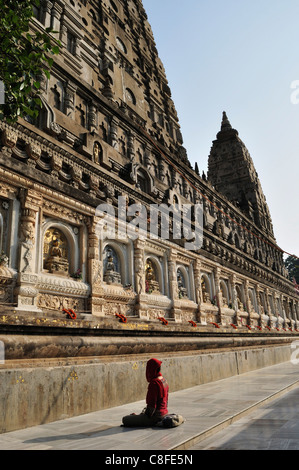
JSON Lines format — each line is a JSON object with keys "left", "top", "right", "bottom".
{"left": 259, "top": 291, "right": 267, "bottom": 314}
{"left": 168, "top": 188, "right": 182, "bottom": 211}
{"left": 236, "top": 284, "right": 245, "bottom": 310}
{"left": 248, "top": 289, "right": 256, "bottom": 312}
{"left": 102, "top": 241, "right": 130, "bottom": 286}
{"left": 103, "top": 244, "right": 122, "bottom": 285}
{"left": 234, "top": 233, "right": 241, "bottom": 249}
{"left": 136, "top": 168, "right": 150, "bottom": 193}
{"left": 201, "top": 273, "right": 211, "bottom": 303}
{"left": 145, "top": 256, "right": 163, "bottom": 295}
{"left": 42, "top": 223, "right": 78, "bottom": 277}
{"left": 268, "top": 294, "right": 275, "bottom": 316}
{"left": 93, "top": 141, "right": 103, "bottom": 164}
{"left": 220, "top": 280, "right": 230, "bottom": 307}
{"left": 177, "top": 266, "right": 190, "bottom": 299}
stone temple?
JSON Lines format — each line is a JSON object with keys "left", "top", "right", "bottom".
{"left": 0, "top": 0, "right": 298, "bottom": 432}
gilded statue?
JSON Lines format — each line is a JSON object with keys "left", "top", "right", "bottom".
{"left": 43, "top": 229, "right": 69, "bottom": 276}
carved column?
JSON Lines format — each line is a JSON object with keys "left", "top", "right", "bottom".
{"left": 274, "top": 295, "right": 283, "bottom": 327}
{"left": 193, "top": 259, "right": 202, "bottom": 322}
{"left": 265, "top": 288, "right": 274, "bottom": 326}
{"left": 214, "top": 267, "right": 221, "bottom": 323}
{"left": 64, "top": 82, "right": 76, "bottom": 118}
{"left": 265, "top": 288, "right": 271, "bottom": 316}
{"left": 289, "top": 298, "right": 295, "bottom": 327}
{"left": 88, "top": 103, "right": 97, "bottom": 132}
{"left": 283, "top": 295, "right": 290, "bottom": 326}
{"left": 168, "top": 249, "right": 178, "bottom": 300}
{"left": 51, "top": 2, "right": 63, "bottom": 32}
{"left": 244, "top": 280, "right": 250, "bottom": 314}
{"left": 127, "top": 132, "right": 135, "bottom": 162}
{"left": 245, "top": 280, "right": 254, "bottom": 325}
{"left": 87, "top": 216, "right": 104, "bottom": 316}
{"left": 42, "top": 0, "right": 53, "bottom": 29}
{"left": 157, "top": 156, "right": 165, "bottom": 182}
{"left": 168, "top": 249, "right": 181, "bottom": 320}
{"left": 230, "top": 274, "right": 239, "bottom": 325}
{"left": 144, "top": 147, "right": 151, "bottom": 171}
{"left": 60, "top": 23, "right": 67, "bottom": 47}
{"left": 15, "top": 189, "right": 43, "bottom": 313}
{"left": 109, "top": 118, "right": 119, "bottom": 149}
{"left": 133, "top": 239, "right": 147, "bottom": 318}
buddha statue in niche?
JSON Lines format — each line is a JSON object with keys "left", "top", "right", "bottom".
{"left": 145, "top": 259, "right": 160, "bottom": 294}
{"left": 201, "top": 277, "right": 211, "bottom": 303}
{"left": 44, "top": 228, "right": 69, "bottom": 276}
{"left": 103, "top": 247, "right": 122, "bottom": 285}
{"left": 177, "top": 270, "right": 187, "bottom": 298}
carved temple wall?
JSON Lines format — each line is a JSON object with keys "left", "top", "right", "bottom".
{"left": 0, "top": 0, "right": 298, "bottom": 330}
{"left": 0, "top": 120, "right": 298, "bottom": 329}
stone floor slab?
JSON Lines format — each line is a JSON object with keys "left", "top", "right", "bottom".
{"left": 1, "top": 361, "right": 299, "bottom": 451}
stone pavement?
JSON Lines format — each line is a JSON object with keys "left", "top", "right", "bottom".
{"left": 1, "top": 360, "right": 299, "bottom": 451}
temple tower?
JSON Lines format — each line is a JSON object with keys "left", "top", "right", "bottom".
{"left": 207, "top": 112, "right": 275, "bottom": 240}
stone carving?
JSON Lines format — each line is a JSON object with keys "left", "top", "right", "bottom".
{"left": 20, "top": 211, "right": 36, "bottom": 273}
{"left": 43, "top": 228, "right": 69, "bottom": 276}
{"left": 0, "top": 0, "right": 297, "bottom": 329}
{"left": 1, "top": 128, "right": 18, "bottom": 148}
{"left": 145, "top": 259, "right": 160, "bottom": 294}
{"left": 201, "top": 277, "right": 210, "bottom": 303}
{"left": 93, "top": 142, "right": 101, "bottom": 164}
{"left": 135, "top": 256, "right": 144, "bottom": 295}
{"left": 26, "top": 142, "right": 41, "bottom": 161}
{"left": 37, "top": 293, "right": 84, "bottom": 312}
{"left": 177, "top": 269, "right": 187, "bottom": 298}
{"left": 103, "top": 247, "right": 121, "bottom": 284}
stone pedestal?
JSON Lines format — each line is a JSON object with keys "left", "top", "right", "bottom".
{"left": 145, "top": 279, "right": 160, "bottom": 294}
{"left": 14, "top": 273, "right": 42, "bottom": 313}
{"left": 103, "top": 269, "right": 122, "bottom": 285}
{"left": 44, "top": 256, "right": 69, "bottom": 276}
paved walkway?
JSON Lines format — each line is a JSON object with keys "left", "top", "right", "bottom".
{"left": 1, "top": 361, "right": 299, "bottom": 451}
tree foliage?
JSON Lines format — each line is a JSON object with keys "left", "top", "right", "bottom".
{"left": 285, "top": 255, "right": 299, "bottom": 283}
{"left": 0, "top": 0, "right": 60, "bottom": 123}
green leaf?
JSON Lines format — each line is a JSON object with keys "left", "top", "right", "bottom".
{"left": 0, "top": 0, "right": 60, "bottom": 122}
{"left": 52, "top": 45, "right": 60, "bottom": 54}
{"left": 43, "top": 69, "right": 50, "bottom": 80}
{"left": 46, "top": 57, "right": 53, "bottom": 67}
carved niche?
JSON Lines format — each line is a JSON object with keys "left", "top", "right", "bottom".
{"left": 43, "top": 228, "right": 69, "bottom": 276}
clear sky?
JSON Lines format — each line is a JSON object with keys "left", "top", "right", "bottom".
{"left": 143, "top": 0, "right": 299, "bottom": 260}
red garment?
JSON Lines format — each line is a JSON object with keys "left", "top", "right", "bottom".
{"left": 145, "top": 358, "right": 169, "bottom": 417}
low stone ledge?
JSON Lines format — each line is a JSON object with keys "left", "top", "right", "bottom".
{"left": 0, "top": 333, "right": 295, "bottom": 361}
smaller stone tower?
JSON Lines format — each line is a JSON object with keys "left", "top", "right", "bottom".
{"left": 207, "top": 112, "right": 275, "bottom": 239}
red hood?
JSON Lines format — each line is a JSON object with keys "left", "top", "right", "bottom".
{"left": 146, "top": 358, "right": 162, "bottom": 382}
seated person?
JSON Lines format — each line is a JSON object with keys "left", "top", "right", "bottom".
{"left": 122, "top": 358, "right": 169, "bottom": 427}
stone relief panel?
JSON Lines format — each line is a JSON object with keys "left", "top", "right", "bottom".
{"left": 37, "top": 293, "right": 85, "bottom": 312}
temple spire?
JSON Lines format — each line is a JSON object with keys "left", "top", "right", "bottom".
{"left": 217, "top": 111, "right": 238, "bottom": 140}
{"left": 208, "top": 112, "right": 275, "bottom": 238}
{"left": 221, "top": 111, "right": 232, "bottom": 132}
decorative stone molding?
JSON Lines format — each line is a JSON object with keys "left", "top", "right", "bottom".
{"left": 1, "top": 128, "right": 18, "bottom": 148}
